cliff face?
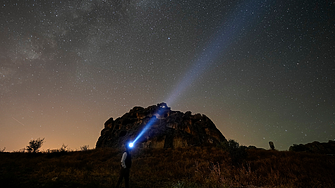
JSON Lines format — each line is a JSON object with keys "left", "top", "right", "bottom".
{"left": 96, "top": 103, "right": 227, "bottom": 149}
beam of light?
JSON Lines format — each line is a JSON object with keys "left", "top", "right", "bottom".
{"left": 166, "top": 0, "right": 267, "bottom": 106}
{"left": 132, "top": 107, "right": 167, "bottom": 145}
{"left": 132, "top": 0, "right": 269, "bottom": 146}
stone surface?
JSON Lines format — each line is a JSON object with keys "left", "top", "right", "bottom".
{"left": 289, "top": 140, "right": 335, "bottom": 154}
{"left": 269, "top": 141, "right": 275, "bottom": 150}
{"left": 96, "top": 103, "right": 227, "bottom": 149}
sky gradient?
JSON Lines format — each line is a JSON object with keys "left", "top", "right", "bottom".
{"left": 1, "top": 0, "right": 334, "bottom": 151}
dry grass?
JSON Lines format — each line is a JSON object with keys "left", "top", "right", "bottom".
{"left": 1, "top": 147, "right": 334, "bottom": 188}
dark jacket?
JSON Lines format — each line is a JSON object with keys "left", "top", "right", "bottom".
{"left": 125, "top": 151, "right": 132, "bottom": 169}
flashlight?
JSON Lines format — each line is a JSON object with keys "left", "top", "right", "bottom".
{"left": 128, "top": 142, "right": 134, "bottom": 148}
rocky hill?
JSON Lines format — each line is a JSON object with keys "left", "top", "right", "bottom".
{"left": 96, "top": 103, "right": 227, "bottom": 149}
{"left": 289, "top": 140, "right": 335, "bottom": 154}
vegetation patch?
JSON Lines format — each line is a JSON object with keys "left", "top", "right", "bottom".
{"left": 1, "top": 145, "right": 334, "bottom": 188}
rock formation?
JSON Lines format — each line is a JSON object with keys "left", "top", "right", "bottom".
{"left": 96, "top": 103, "right": 227, "bottom": 149}
{"left": 269, "top": 141, "right": 275, "bottom": 150}
{"left": 289, "top": 140, "right": 335, "bottom": 154}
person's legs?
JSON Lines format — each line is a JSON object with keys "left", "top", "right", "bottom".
{"left": 124, "top": 169, "right": 130, "bottom": 188}
{"left": 116, "top": 168, "right": 125, "bottom": 188}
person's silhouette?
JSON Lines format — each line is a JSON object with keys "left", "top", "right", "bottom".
{"left": 115, "top": 143, "right": 132, "bottom": 188}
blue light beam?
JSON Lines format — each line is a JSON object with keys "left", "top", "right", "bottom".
{"left": 132, "top": 0, "right": 269, "bottom": 146}
{"left": 132, "top": 107, "right": 167, "bottom": 145}
{"left": 166, "top": 0, "right": 267, "bottom": 106}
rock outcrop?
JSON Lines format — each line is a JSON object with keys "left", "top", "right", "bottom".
{"left": 269, "top": 141, "right": 275, "bottom": 150}
{"left": 289, "top": 140, "right": 335, "bottom": 154}
{"left": 96, "top": 103, "right": 227, "bottom": 149}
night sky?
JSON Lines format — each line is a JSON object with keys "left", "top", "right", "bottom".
{"left": 1, "top": 0, "right": 334, "bottom": 152}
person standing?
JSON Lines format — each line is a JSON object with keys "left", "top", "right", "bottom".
{"left": 116, "top": 143, "right": 132, "bottom": 188}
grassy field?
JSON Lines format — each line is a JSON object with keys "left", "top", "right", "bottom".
{"left": 1, "top": 147, "right": 334, "bottom": 188}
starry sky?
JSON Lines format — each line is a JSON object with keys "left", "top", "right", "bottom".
{"left": 1, "top": 0, "right": 334, "bottom": 152}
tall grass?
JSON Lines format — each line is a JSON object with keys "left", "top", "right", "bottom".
{"left": 0, "top": 147, "right": 334, "bottom": 187}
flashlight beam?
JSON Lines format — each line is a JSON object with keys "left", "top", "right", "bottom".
{"left": 132, "top": 0, "right": 268, "bottom": 146}
{"left": 166, "top": 0, "right": 266, "bottom": 106}
{"left": 132, "top": 106, "right": 168, "bottom": 145}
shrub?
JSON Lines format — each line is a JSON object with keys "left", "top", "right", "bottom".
{"left": 26, "top": 138, "right": 44, "bottom": 153}
{"left": 59, "top": 144, "right": 68, "bottom": 152}
{"left": 80, "top": 145, "right": 89, "bottom": 151}
{"left": 219, "top": 139, "right": 247, "bottom": 166}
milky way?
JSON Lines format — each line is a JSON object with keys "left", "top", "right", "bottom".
{"left": 1, "top": 0, "right": 334, "bottom": 151}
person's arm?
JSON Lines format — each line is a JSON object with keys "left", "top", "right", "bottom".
{"left": 120, "top": 152, "right": 127, "bottom": 168}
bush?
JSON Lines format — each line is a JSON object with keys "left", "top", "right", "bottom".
{"left": 80, "top": 145, "right": 89, "bottom": 151}
{"left": 59, "top": 144, "right": 68, "bottom": 152}
{"left": 26, "top": 138, "right": 44, "bottom": 153}
{"left": 219, "top": 139, "right": 247, "bottom": 166}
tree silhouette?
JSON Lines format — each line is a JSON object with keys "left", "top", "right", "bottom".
{"left": 219, "top": 139, "right": 247, "bottom": 166}
{"left": 26, "top": 138, "right": 44, "bottom": 153}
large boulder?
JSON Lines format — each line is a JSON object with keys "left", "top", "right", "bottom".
{"left": 96, "top": 103, "right": 227, "bottom": 149}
